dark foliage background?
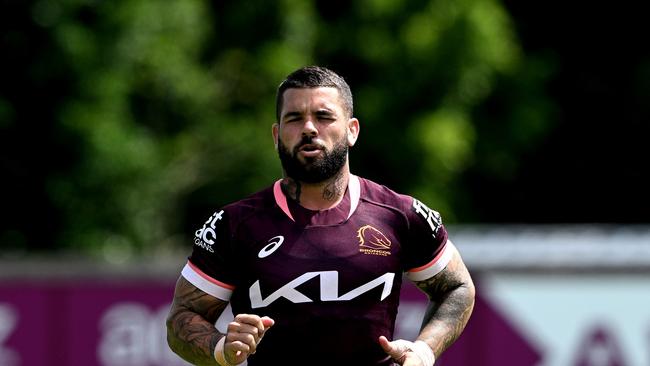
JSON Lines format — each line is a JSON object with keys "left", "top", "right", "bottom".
{"left": 1, "top": 0, "right": 648, "bottom": 260}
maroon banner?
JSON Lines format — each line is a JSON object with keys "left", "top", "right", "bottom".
{"left": 0, "top": 278, "right": 539, "bottom": 366}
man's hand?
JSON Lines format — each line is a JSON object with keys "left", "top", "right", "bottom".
{"left": 217, "top": 314, "right": 275, "bottom": 365}
{"left": 378, "top": 336, "right": 435, "bottom": 366}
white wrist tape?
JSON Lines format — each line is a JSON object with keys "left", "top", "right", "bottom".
{"left": 391, "top": 339, "right": 435, "bottom": 366}
{"left": 412, "top": 340, "right": 435, "bottom": 366}
{"left": 214, "top": 336, "right": 243, "bottom": 366}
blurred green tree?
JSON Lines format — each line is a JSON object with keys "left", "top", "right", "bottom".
{"left": 311, "top": 0, "right": 555, "bottom": 220}
{"left": 3, "top": 0, "right": 554, "bottom": 259}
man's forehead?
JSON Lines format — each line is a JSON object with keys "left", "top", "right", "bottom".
{"left": 282, "top": 87, "right": 341, "bottom": 108}
{"left": 280, "top": 87, "right": 345, "bottom": 119}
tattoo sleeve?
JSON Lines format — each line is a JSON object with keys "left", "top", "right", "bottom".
{"left": 166, "top": 276, "right": 229, "bottom": 365}
{"left": 414, "top": 244, "right": 476, "bottom": 358}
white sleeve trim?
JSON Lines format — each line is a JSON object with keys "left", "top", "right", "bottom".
{"left": 406, "top": 241, "right": 455, "bottom": 282}
{"left": 181, "top": 261, "right": 234, "bottom": 301}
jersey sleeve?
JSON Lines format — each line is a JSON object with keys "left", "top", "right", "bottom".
{"left": 402, "top": 197, "right": 453, "bottom": 282}
{"left": 181, "top": 208, "right": 237, "bottom": 301}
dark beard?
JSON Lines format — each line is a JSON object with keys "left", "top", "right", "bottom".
{"left": 277, "top": 135, "right": 348, "bottom": 183}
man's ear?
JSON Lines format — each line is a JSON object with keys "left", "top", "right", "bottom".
{"left": 272, "top": 123, "right": 279, "bottom": 150}
{"left": 347, "top": 118, "right": 360, "bottom": 147}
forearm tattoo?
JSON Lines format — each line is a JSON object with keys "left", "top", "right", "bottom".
{"left": 414, "top": 254, "right": 475, "bottom": 358}
{"left": 166, "top": 277, "right": 228, "bottom": 365}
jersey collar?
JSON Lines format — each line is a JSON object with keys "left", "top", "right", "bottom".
{"left": 273, "top": 174, "right": 361, "bottom": 222}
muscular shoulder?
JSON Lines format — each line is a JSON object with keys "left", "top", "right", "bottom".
{"left": 194, "top": 185, "right": 275, "bottom": 248}
{"left": 192, "top": 184, "right": 275, "bottom": 256}
{"left": 219, "top": 184, "right": 275, "bottom": 228}
{"left": 357, "top": 176, "right": 413, "bottom": 213}
{"left": 357, "top": 176, "right": 445, "bottom": 239}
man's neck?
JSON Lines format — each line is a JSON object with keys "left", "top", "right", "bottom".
{"left": 280, "top": 169, "right": 349, "bottom": 211}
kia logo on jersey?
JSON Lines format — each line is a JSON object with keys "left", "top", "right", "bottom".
{"left": 249, "top": 271, "right": 396, "bottom": 308}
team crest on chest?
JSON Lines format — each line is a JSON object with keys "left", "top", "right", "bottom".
{"left": 357, "top": 225, "right": 392, "bottom": 256}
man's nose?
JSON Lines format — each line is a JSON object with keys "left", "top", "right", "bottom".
{"left": 302, "top": 119, "right": 318, "bottom": 136}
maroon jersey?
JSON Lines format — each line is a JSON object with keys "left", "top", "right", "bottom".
{"left": 182, "top": 175, "right": 452, "bottom": 366}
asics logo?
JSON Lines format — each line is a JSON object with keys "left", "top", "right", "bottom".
{"left": 258, "top": 236, "right": 284, "bottom": 258}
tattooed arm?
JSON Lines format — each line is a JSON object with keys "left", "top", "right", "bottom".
{"left": 166, "top": 276, "right": 228, "bottom": 365}
{"left": 379, "top": 241, "right": 474, "bottom": 364}
{"left": 167, "top": 277, "right": 274, "bottom": 365}
{"left": 415, "top": 240, "right": 475, "bottom": 358}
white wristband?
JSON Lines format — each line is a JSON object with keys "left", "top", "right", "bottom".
{"left": 391, "top": 339, "right": 435, "bottom": 366}
{"left": 214, "top": 336, "right": 243, "bottom": 366}
{"left": 412, "top": 340, "right": 435, "bottom": 366}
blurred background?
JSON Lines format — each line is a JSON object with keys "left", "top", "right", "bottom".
{"left": 1, "top": 0, "right": 649, "bottom": 365}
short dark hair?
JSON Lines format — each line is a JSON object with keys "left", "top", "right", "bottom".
{"left": 275, "top": 66, "right": 353, "bottom": 121}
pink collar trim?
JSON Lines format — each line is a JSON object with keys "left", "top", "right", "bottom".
{"left": 273, "top": 175, "right": 361, "bottom": 222}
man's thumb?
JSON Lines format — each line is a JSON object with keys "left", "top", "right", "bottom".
{"left": 261, "top": 316, "right": 275, "bottom": 329}
{"left": 379, "top": 336, "right": 401, "bottom": 358}
{"left": 378, "top": 336, "right": 392, "bottom": 351}
{"left": 379, "top": 336, "right": 410, "bottom": 363}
